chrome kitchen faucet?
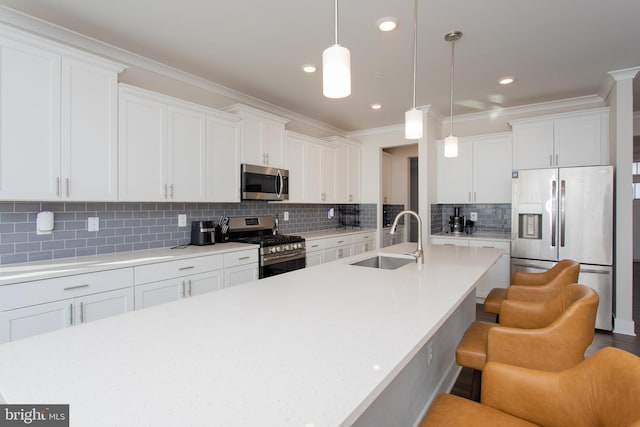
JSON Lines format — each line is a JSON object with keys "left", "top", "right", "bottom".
{"left": 390, "top": 210, "right": 423, "bottom": 264}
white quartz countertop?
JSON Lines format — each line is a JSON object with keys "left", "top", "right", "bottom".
{"left": 0, "top": 243, "right": 257, "bottom": 286}
{"left": 0, "top": 243, "right": 502, "bottom": 426}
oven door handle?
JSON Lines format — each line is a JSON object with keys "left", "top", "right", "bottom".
{"left": 262, "top": 250, "right": 305, "bottom": 266}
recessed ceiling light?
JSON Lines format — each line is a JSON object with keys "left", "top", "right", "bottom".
{"left": 371, "top": 103, "right": 382, "bottom": 110}
{"left": 499, "top": 76, "right": 515, "bottom": 85}
{"left": 302, "top": 64, "right": 317, "bottom": 73}
{"left": 377, "top": 17, "right": 398, "bottom": 32}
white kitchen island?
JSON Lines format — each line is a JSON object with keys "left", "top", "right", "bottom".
{"left": 0, "top": 243, "right": 501, "bottom": 426}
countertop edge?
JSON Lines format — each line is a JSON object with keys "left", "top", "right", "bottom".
{"left": 0, "top": 243, "right": 258, "bottom": 286}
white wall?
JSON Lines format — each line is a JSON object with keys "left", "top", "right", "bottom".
{"left": 384, "top": 145, "right": 418, "bottom": 206}
{"left": 350, "top": 107, "right": 442, "bottom": 246}
{"left": 607, "top": 69, "right": 638, "bottom": 335}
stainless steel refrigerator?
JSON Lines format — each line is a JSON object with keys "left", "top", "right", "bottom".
{"left": 511, "top": 165, "right": 614, "bottom": 330}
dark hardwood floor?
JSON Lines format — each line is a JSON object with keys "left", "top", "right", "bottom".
{"left": 451, "top": 267, "right": 640, "bottom": 399}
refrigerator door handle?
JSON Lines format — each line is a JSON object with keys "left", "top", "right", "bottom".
{"left": 551, "top": 180, "right": 557, "bottom": 247}
{"left": 560, "top": 180, "right": 566, "bottom": 247}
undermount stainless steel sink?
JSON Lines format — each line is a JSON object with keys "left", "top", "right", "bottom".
{"left": 350, "top": 256, "right": 413, "bottom": 270}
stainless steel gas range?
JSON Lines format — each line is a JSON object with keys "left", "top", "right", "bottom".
{"left": 225, "top": 216, "right": 305, "bottom": 279}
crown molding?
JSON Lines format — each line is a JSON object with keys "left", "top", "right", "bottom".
{"left": 0, "top": 6, "right": 347, "bottom": 137}
{"left": 441, "top": 94, "right": 605, "bottom": 126}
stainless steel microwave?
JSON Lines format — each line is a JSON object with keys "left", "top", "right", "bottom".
{"left": 241, "top": 164, "right": 289, "bottom": 201}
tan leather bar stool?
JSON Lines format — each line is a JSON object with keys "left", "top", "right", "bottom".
{"left": 420, "top": 347, "right": 640, "bottom": 427}
{"left": 457, "top": 284, "right": 598, "bottom": 401}
{"left": 483, "top": 259, "right": 580, "bottom": 319}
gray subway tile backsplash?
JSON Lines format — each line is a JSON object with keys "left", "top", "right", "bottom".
{"left": 431, "top": 203, "right": 511, "bottom": 235}
{"left": 0, "top": 202, "right": 377, "bottom": 265}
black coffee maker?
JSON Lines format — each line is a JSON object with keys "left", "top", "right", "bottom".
{"left": 449, "top": 207, "right": 465, "bottom": 234}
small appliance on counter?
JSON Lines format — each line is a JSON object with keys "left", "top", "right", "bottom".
{"left": 190, "top": 220, "right": 215, "bottom": 246}
{"left": 449, "top": 207, "right": 465, "bottom": 234}
{"left": 464, "top": 220, "right": 475, "bottom": 234}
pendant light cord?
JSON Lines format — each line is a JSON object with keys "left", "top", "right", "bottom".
{"left": 449, "top": 38, "right": 455, "bottom": 136}
{"left": 334, "top": 0, "right": 339, "bottom": 45}
{"left": 412, "top": 0, "right": 418, "bottom": 109}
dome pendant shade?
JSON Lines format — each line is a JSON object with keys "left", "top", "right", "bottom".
{"left": 322, "top": 44, "right": 351, "bottom": 98}
{"left": 405, "top": 108, "right": 423, "bottom": 139}
{"left": 444, "top": 135, "right": 459, "bottom": 157}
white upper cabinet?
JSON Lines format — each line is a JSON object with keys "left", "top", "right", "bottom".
{"left": 207, "top": 113, "right": 241, "bottom": 202}
{"left": 436, "top": 133, "right": 512, "bottom": 204}
{"left": 0, "top": 27, "right": 124, "bottom": 201}
{"left": 284, "top": 131, "right": 336, "bottom": 203}
{"left": 118, "top": 86, "right": 168, "bottom": 201}
{"left": 119, "top": 85, "right": 240, "bottom": 202}
{"left": 511, "top": 108, "right": 609, "bottom": 170}
{"left": 167, "top": 106, "right": 207, "bottom": 201}
{"left": 473, "top": 134, "right": 513, "bottom": 203}
{"left": 329, "top": 137, "right": 361, "bottom": 203}
{"left": 223, "top": 104, "right": 288, "bottom": 168}
{"left": 284, "top": 132, "right": 306, "bottom": 202}
{"left": 62, "top": 58, "right": 120, "bottom": 200}
{"left": 436, "top": 139, "right": 473, "bottom": 204}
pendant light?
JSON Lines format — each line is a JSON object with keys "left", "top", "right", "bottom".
{"left": 444, "top": 31, "right": 462, "bottom": 157}
{"left": 323, "top": 0, "right": 351, "bottom": 98}
{"left": 405, "top": 0, "right": 422, "bottom": 139}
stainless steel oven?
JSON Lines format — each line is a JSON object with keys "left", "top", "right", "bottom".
{"left": 225, "top": 216, "right": 305, "bottom": 279}
{"left": 259, "top": 241, "right": 306, "bottom": 278}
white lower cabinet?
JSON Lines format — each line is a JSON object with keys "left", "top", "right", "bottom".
{"left": 430, "top": 236, "right": 510, "bottom": 302}
{"left": 134, "top": 253, "right": 226, "bottom": 309}
{"left": 134, "top": 270, "right": 224, "bottom": 309}
{"left": 305, "top": 240, "right": 324, "bottom": 267}
{"left": 0, "top": 268, "right": 134, "bottom": 343}
{"left": 305, "top": 231, "right": 376, "bottom": 266}
{"left": 351, "top": 232, "right": 377, "bottom": 255}
{"left": 323, "top": 236, "right": 353, "bottom": 262}
{"left": 223, "top": 249, "right": 259, "bottom": 287}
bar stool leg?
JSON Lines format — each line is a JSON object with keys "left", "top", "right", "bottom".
{"left": 470, "top": 369, "right": 482, "bottom": 402}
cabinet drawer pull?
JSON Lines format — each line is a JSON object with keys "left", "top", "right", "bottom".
{"left": 178, "top": 266, "right": 195, "bottom": 271}
{"left": 337, "top": 240, "right": 344, "bottom": 244}
{"left": 56, "top": 177, "right": 61, "bottom": 197}
{"left": 181, "top": 281, "right": 186, "bottom": 298}
{"left": 238, "top": 256, "right": 251, "bottom": 260}
{"left": 482, "top": 246, "right": 496, "bottom": 248}
{"left": 64, "top": 284, "right": 89, "bottom": 291}
{"left": 188, "top": 279, "right": 192, "bottom": 296}
{"left": 69, "top": 303, "right": 73, "bottom": 325}
{"left": 311, "top": 244, "right": 320, "bottom": 248}
{"left": 80, "top": 301, "right": 85, "bottom": 323}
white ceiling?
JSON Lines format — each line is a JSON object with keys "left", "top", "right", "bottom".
{"left": 1, "top": 0, "right": 639, "bottom": 132}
